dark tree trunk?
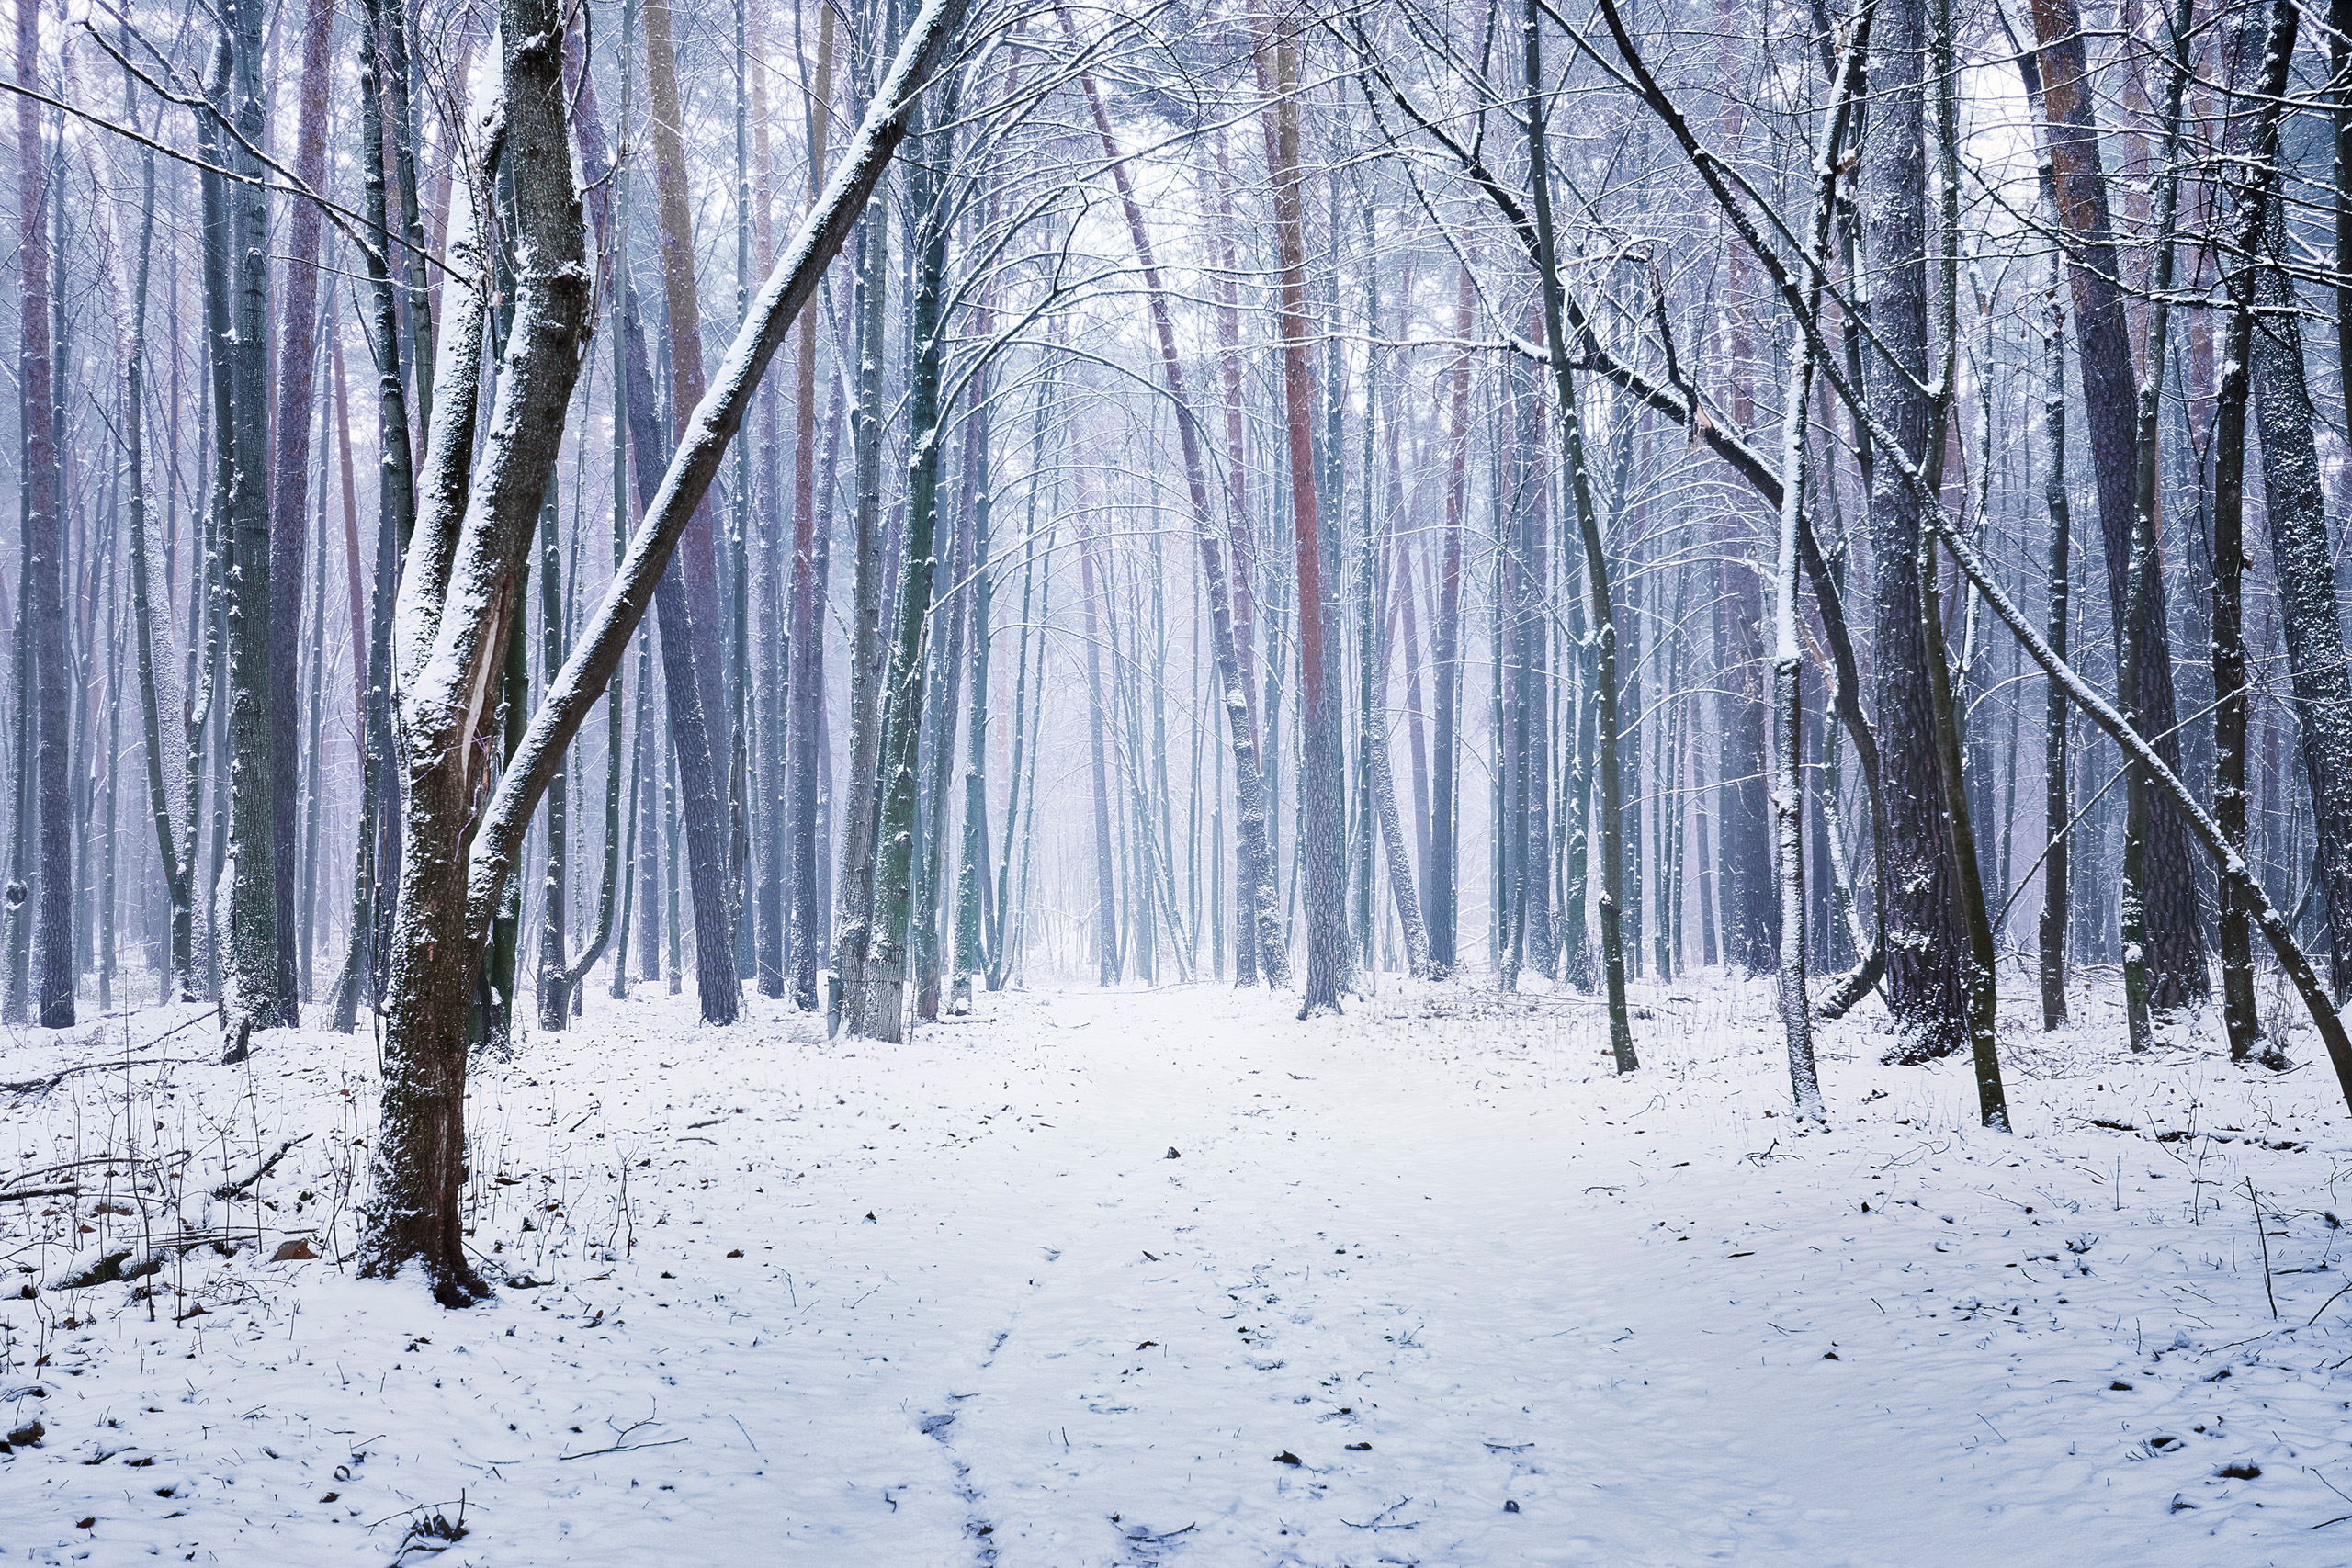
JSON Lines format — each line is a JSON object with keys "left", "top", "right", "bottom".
{"left": 220, "top": 0, "right": 281, "bottom": 1052}
{"left": 2245, "top": 83, "right": 2352, "bottom": 1005}
{"left": 14, "top": 0, "right": 66, "bottom": 1028}
{"left": 1862, "top": 0, "right": 1968, "bottom": 1060}
{"left": 643, "top": 0, "right": 741, "bottom": 1025}
{"left": 2024, "top": 0, "right": 2207, "bottom": 1012}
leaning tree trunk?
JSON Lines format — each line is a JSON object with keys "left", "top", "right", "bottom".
{"left": 362, "top": 0, "right": 591, "bottom": 1303}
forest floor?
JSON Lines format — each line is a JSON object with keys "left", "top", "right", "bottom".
{"left": 2, "top": 967, "right": 2349, "bottom": 1565}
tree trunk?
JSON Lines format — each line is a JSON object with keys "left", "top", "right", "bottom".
{"left": 121, "top": 104, "right": 192, "bottom": 1002}
{"left": 266, "top": 0, "right": 337, "bottom": 1022}
{"left": 219, "top": 0, "right": 281, "bottom": 1054}
{"left": 1857, "top": 0, "right": 1967, "bottom": 1061}
{"left": 831, "top": 195, "right": 891, "bottom": 1036}
{"left": 1261, "top": 23, "right": 1347, "bottom": 1016}
{"left": 2241, "top": 43, "right": 2352, "bottom": 1007}
{"left": 1525, "top": 0, "right": 1634, "bottom": 1066}
{"left": 2023, "top": 0, "right": 2207, "bottom": 1014}
{"left": 362, "top": 0, "right": 591, "bottom": 1303}
{"left": 642, "top": 0, "right": 741, "bottom": 1025}
{"left": 788, "top": 4, "right": 835, "bottom": 1011}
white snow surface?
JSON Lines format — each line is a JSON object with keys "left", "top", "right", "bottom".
{"left": 4, "top": 976, "right": 2349, "bottom": 1564}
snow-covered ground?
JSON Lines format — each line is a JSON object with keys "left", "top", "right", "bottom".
{"left": 3, "top": 971, "right": 2348, "bottom": 1565}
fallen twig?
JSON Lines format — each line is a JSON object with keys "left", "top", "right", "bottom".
{"left": 1341, "top": 1498, "right": 1415, "bottom": 1529}
{"left": 557, "top": 1436, "right": 687, "bottom": 1461}
{"left": 211, "top": 1134, "right": 312, "bottom": 1201}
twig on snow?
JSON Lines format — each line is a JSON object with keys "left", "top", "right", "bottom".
{"left": 210, "top": 1134, "right": 313, "bottom": 1201}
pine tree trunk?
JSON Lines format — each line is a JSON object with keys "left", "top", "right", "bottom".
{"left": 266, "top": 0, "right": 336, "bottom": 1022}
{"left": 121, "top": 113, "right": 193, "bottom": 1002}
{"left": 1261, "top": 25, "right": 1348, "bottom": 1016}
{"left": 2023, "top": 0, "right": 2207, "bottom": 1014}
{"left": 788, "top": 3, "right": 835, "bottom": 1011}
{"left": 643, "top": 0, "right": 741, "bottom": 1025}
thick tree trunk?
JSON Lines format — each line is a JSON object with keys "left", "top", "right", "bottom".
{"left": 362, "top": 0, "right": 591, "bottom": 1303}
{"left": 1859, "top": 0, "right": 1967, "bottom": 1061}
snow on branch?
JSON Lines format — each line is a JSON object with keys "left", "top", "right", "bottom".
{"left": 463, "top": 0, "right": 971, "bottom": 942}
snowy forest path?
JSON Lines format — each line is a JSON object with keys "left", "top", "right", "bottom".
{"left": 7, "top": 979, "right": 2348, "bottom": 1565}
